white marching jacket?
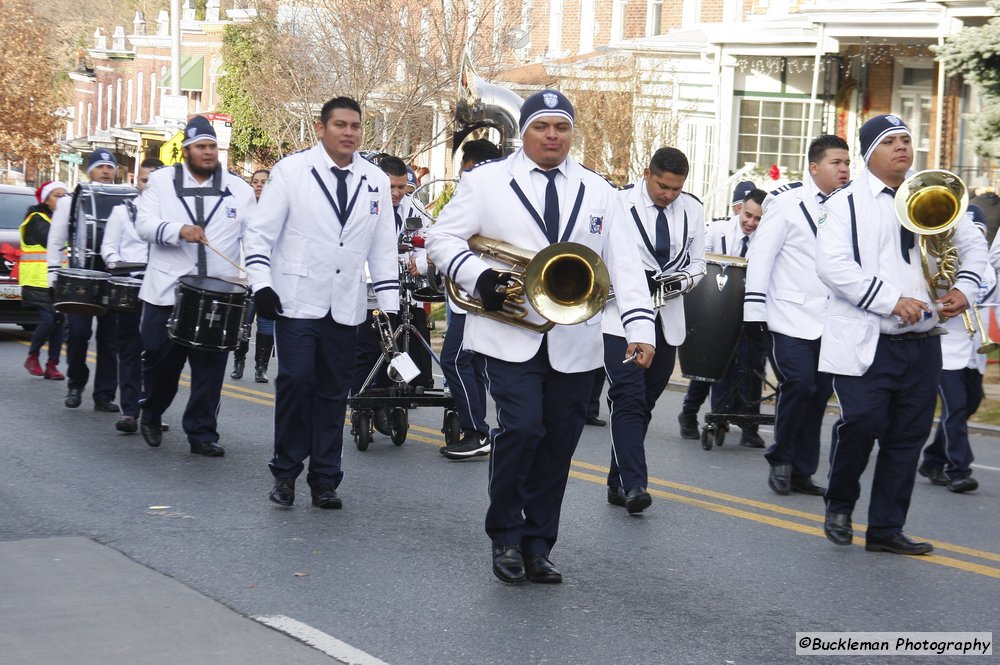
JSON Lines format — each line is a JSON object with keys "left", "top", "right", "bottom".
{"left": 816, "top": 168, "right": 988, "bottom": 376}
{"left": 602, "top": 183, "right": 705, "bottom": 345}
{"left": 705, "top": 215, "right": 747, "bottom": 256}
{"left": 743, "top": 177, "right": 830, "bottom": 340}
{"left": 426, "top": 150, "right": 655, "bottom": 373}
{"left": 244, "top": 145, "right": 400, "bottom": 323}
{"left": 136, "top": 164, "right": 256, "bottom": 306}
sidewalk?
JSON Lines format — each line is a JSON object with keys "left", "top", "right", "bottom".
{"left": 0, "top": 537, "right": 339, "bottom": 665}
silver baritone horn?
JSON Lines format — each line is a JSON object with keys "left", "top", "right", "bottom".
{"left": 447, "top": 235, "right": 610, "bottom": 334}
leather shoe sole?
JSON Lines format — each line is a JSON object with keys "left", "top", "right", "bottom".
{"left": 768, "top": 464, "right": 791, "bottom": 495}
{"left": 190, "top": 442, "right": 225, "bottom": 457}
{"left": 524, "top": 555, "right": 562, "bottom": 583}
{"left": 865, "top": 533, "right": 933, "bottom": 555}
{"left": 625, "top": 488, "right": 652, "bottom": 514}
{"left": 607, "top": 486, "right": 627, "bottom": 507}
{"left": 492, "top": 545, "right": 526, "bottom": 584}
{"left": 824, "top": 512, "right": 853, "bottom": 546}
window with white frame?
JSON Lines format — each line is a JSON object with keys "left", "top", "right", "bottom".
{"left": 547, "top": 0, "right": 563, "bottom": 57}
{"left": 611, "top": 0, "right": 626, "bottom": 43}
{"left": 647, "top": 0, "right": 663, "bottom": 36}
{"left": 682, "top": 0, "right": 701, "bottom": 28}
{"left": 735, "top": 98, "right": 811, "bottom": 172}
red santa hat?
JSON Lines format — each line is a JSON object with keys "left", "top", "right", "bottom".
{"left": 36, "top": 181, "right": 68, "bottom": 204}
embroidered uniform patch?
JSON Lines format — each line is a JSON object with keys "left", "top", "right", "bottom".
{"left": 817, "top": 212, "right": 828, "bottom": 227}
{"left": 226, "top": 207, "right": 237, "bottom": 219}
{"left": 370, "top": 201, "right": 380, "bottom": 215}
{"left": 589, "top": 215, "right": 603, "bottom": 234}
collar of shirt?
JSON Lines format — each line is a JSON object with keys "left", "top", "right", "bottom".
{"left": 519, "top": 150, "right": 569, "bottom": 216}
{"left": 868, "top": 171, "right": 895, "bottom": 199}
{"left": 181, "top": 162, "right": 219, "bottom": 188}
{"left": 639, "top": 180, "right": 673, "bottom": 215}
{"left": 518, "top": 149, "right": 568, "bottom": 180}
{"left": 319, "top": 147, "right": 357, "bottom": 174}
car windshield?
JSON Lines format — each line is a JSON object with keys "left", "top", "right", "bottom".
{"left": 0, "top": 191, "right": 36, "bottom": 229}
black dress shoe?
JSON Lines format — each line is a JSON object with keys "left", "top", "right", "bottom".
{"left": 918, "top": 463, "right": 948, "bottom": 486}
{"left": 739, "top": 431, "right": 766, "bottom": 448}
{"left": 625, "top": 487, "right": 652, "bottom": 514}
{"left": 865, "top": 532, "right": 933, "bottom": 555}
{"left": 491, "top": 545, "right": 526, "bottom": 583}
{"left": 64, "top": 387, "right": 82, "bottom": 409}
{"left": 823, "top": 511, "right": 853, "bottom": 546}
{"left": 115, "top": 416, "right": 138, "bottom": 433}
{"left": 768, "top": 464, "right": 792, "bottom": 495}
{"left": 140, "top": 420, "right": 162, "bottom": 447}
{"left": 607, "top": 486, "right": 627, "bottom": 507}
{"left": 373, "top": 408, "right": 391, "bottom": 436}
{"left": 94, "top": 401, "right": 119, "bottom": 413}
{"left": 585, "top": 416, "right": 607, "bottom": 427}
{"left": 190, "top": 441, "right": 225, "bottom": 457}
{"left": 311, "top": 486, "right": 342, "bottom": 509}
{"left": 269, "top": 478, "right": 295, "bottom": 507}
{"left": 524, "top": 555, "right": 562, "bottom": 583}
{"left": 947, "top": 476, "right": 979, "bottom": 493}
{"left": 790, "top": 475, "right": 825, "bottom": 495}
{"left": 678, "top": 412, "right": 700, "bottom": 440}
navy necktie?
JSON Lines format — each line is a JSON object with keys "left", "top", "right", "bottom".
{"left": 739, "top": 235, "right": 749, "bottom": 258}
{"left": 331, "top": 167, "right": 349, "bottom": 215}
{"left": 536, "top": 168, "right": 560, "bottom": 244}
{"left": 394, "top": 207, "right": 403, "bottom": 233}
{"left": 885, "top": 186, "right": 913, "bottom": 263}
{"left": 654, "top": 205, "right": 670, "bottom": 268}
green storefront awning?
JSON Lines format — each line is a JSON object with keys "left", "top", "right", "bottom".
{"left": 161, "top": 55, "right": 204, "bottom": 92}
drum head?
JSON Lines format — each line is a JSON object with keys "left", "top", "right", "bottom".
{"left": 178, "top": 274, "right": 249, "bottom": 295}
{"left": 56, "top": 268, "right": 112, "bottom": 280}
{"left": 412, "top": 288, "right": 445, "bottom": 303}
{"left": 109, "top": 276, "right": 142, "bottom": 287}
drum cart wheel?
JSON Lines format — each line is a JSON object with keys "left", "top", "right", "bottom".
{"left": 713, "top": 424, "right": 727, "bottom": 448}
{"left": 352, "top": 410, "right": 373, "bottom": 451}
{"left": 700, "top": 426, "right": 713, "bottom": 451}
{"left": 389, "top": 407, "right": 408, "bottom": 446}
{"left": 442, "top": 409, "right": 461, "bottom": 447}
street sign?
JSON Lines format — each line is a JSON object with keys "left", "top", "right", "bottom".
{"left": 159, "top": 130, "right": 186, "bottom": 165}
{"left": 59, "top": 152, "right": 84, "bottom": 165}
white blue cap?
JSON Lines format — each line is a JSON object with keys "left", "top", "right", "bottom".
{"left": 518, "top": 89, "right": 575, "bottom": 136}
{"left": 859, "top": 114, "right": 910, "bottom": 164}
{"left": 182, "top": 116, "right": 217, "bottom": 147}
{"left": 85, "top": 149, "right": 117, "bottom": 174}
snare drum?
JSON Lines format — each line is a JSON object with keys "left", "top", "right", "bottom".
{"left": 106, "top": 277, "right": 143, "bottom": 313}
{"left": 677, "top": 253, "right": 748, "bottom": 382}
{"left": 53, "top": 268, "right": 111, "bottom": 316}
{"left": 167, "top": 275, "right": 249, "bottom": 351}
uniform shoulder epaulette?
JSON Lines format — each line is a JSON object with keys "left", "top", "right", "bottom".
{"left": 822, "top": 181, "right": 852, "bottom": 203}
{"left": 682, "top": 191, "right": 702, "bottom": 204}
{"left": 620, "top": 183, "right": 635, "bottom": 191}
{"left": 579, "top": 164, "right": 617, "bottom": 187}
{"left": 770, "top": 181, "right": 803, "bottom": 197}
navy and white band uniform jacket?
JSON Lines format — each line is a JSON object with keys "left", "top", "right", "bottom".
{"left": 135, "top": 164, "right": 256, "bottom": 306}
{"left": 743, "top": 177, "right": 829, "bottom": 339}
{"left": 426, "top": 150, "right": 656, "bottom": 372}
{"left": 245, "top": 144, "right": 400, "bottom": 321}
{"left": 363, "top": 192, "right": 416, "bottom": 310}
{"left": 705, "top": 213, "right": 752, "bottom": 257}
{"left": 45, "top": 193, "right": 91, "bottom": 281}
{"left": 815, "top": 167, "right": 988, "bottom": 376}
{"left": 101, "top": 202, "right": 149, "bottom": 270}
{"left": 602, "top": 181, "right": 705, "bottom": 345}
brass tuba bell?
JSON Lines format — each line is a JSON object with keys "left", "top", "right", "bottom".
{"left": 446, "top": 235, "right": 611, "bottom": 334}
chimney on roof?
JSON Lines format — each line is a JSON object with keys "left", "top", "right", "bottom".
{"left": 156, "top": 10, "right": 169, "bottom": 36}
{"left": 112, "top": 25, "right": 126, "bottom": 51}
{"left": 94, "top": 27, "right": 107, "bottom": 50}
{"left": 206, "top": 0, "right": 220, "bottom": 22}
{"left": 133, "top": 11, "right": 146, "bottom": 36}
{"left": 182, "top": 0, "right": 196, "bottom": 22}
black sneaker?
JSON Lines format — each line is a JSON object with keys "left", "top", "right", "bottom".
{"left": 116, "top": 416, "right": 138, "bottom": 433}
{"left": 441, "top": 432, "right": 491, "bottom": 460}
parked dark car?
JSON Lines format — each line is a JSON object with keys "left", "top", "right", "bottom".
{"left": 0, "top": 184, "right": 42, "bottom": 329}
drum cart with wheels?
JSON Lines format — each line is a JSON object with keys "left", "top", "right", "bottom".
{"left": 347, "top": 303, "right": 459, "bottom": 451}
{"left": 698, "top": 365, "right": 778, "bottom": 451}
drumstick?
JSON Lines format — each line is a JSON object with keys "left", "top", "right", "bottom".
{"left": 203, "top": 241, "right": 246, "bottom": 274}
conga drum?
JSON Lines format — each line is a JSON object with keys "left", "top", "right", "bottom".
{"left": 167, "top": 276, "right": 249, "bottom": 351}
{"left": 677, "top": 253, "right": 748, "bottom": 382}
{"left": 53, "top": 268, "right": 111, "bottom": 316}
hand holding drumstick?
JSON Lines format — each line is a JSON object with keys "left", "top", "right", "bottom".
{"left": 179, "top": 225, "right": 245, "bottom": 274}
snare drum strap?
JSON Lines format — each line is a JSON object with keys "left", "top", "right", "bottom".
{"left": 172, "top": 164, "right": 231, "bottom": 276}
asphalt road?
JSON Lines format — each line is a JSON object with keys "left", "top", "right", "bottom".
{"left": 0, "top": 325, "right": 997, "bottom": 664}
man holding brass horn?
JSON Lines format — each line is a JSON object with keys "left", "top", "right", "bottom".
{"left": 604, "top": 147, "right": 705, "bottom": 514}
{"left": 816, "top": 114, "right": 987, "bottom": 555}
{"left": 426, "top": 90, "right": 655, "bottom": 584}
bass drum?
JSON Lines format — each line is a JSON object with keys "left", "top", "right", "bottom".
{"left": 677, "top": 253, "right": 748, "bottom": 382}
{"left": 167, "top": 275, "right": 249, "bottom": 351}
{"left": 53, "top": 268, "right": 111, "bottom": 316}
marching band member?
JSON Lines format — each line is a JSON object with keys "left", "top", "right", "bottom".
{"left": 135, "top": 116, "right": 256, "bottom": 456}
{"left": 816, "top": 114, "right": 987, "bottom": 554}
{"left": 232, "top": 169, "right": 275, "bottom": 383}
{"left": 604, "top": 147, "right": 705, "bottom": 513}
{"left": 101, "top": 157, "right": 164, "bottom": 434}
{"left": 438, "top": 139, "right": 501, "bottom": 460}
{"left": 245, "top": 96, "right": 398, "bottom": 509}
{"left": 918, "top": 206, "right": 994, "bottom": 494}
{"left": 426, "top": 90, "right": 655, "bottom": 584}
{"left": 744, "top": 135, "right": 851, "bottom": 496}
{"left": 46, "top": 150, "right": 120, "bottom": 412}
{"left": 678, "top": 180, "right": 755, "bottom": 439}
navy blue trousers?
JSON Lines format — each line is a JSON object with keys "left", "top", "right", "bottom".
{"left": 66, "top": 312, "right": 118, "bottom": 403}
{"left": 270, "top": 315, "right": 357, "bottom": 490}
{"left": 28, "top": 307, "right": 64, "bottom": 361}
{"left": 710, "top": 332, "right": 767, "bottom": 431}
{"left": 682, "top": 378, "right": 710, "bottom": 415}
{"left": 116, "top": 311, "right": 143, "bottom": 418}
{"left": 440, "top": 312, "right": 488, "bottom": 436}
{"left": 481, "top": 341, "right": 590, "bottom": 555}
{"left": 827, "top": 335, "right": 941, "bottom": 538}
{"left": 586, "top": 368, "right": 606, "bottom": 419}
{"left": 140, "top": 304, "right": 228, "bottom": 445}
{"left": 605, "top": 324, "right": 675, "bottom": 491}
{"left": 922, "top": 367, "right": 982, "bottom": 480}
{"left": 765, "top": 333, "right": 832, "bottom": 477}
